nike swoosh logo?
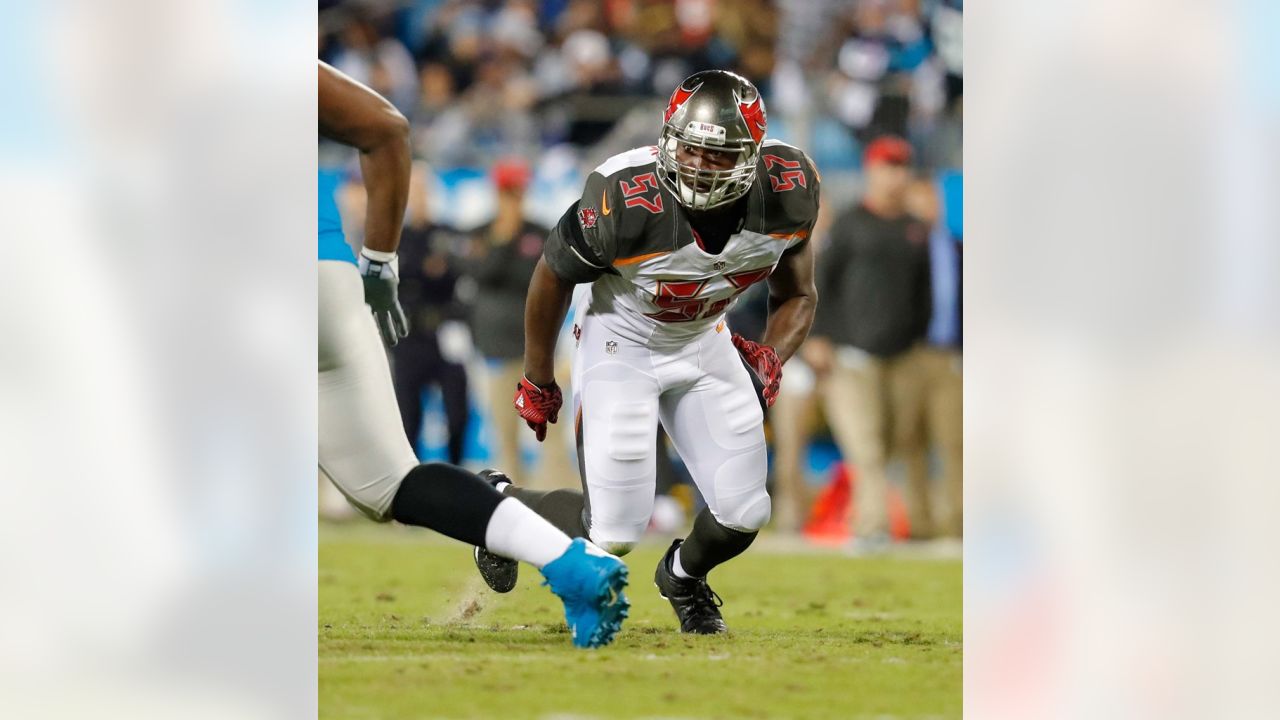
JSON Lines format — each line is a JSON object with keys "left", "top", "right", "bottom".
{"left": 601, "top": 191, "right": 611, "bottom": 216}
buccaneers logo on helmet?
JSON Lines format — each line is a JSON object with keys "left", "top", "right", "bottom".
{"left": 663, "top": 82, "right": 701, "bottom": 123}
{"left": 736, "top": 92, "right": 766, "bottom": 145}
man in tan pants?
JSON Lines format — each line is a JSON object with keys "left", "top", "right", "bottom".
{"left": 768, "top": 359, "right": 822, "bottom": 533}
{"left": 804, "top": 136, "right": 935, "bottom": 548}
{"left": 901, "top": 173, "right": 963, "bottom": 538}
{"left": 467, "top": 160, "right": 576, "bottom": 489}
{"left": 480, "top": 350, "right": 577, "bottom": 490}
{"left": 898, "top": 347, "right": 962, "bottom": 538}
{"left": 829, "top": 344, "right": 961, "bottom": 540}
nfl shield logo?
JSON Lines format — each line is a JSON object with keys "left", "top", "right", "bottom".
{"left": 578, "top": 206, "right": 598, "bottom": 229}
{"left": 605, "top": 340, "right": 618, "bottom": 355}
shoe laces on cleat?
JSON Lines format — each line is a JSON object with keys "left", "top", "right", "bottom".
{"left": 683, "top": 577, "right": 724, "bottom": 619}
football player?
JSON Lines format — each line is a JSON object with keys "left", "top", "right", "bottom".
{"left": 474, "top": 70, "right": 820, "bottom": 634}
{"left": 317, "top": 61, "right": 628, "bottom": 648}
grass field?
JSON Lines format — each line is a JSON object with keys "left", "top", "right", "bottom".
{"left": 320, "top": 523, "right": 962, "bottom": 719}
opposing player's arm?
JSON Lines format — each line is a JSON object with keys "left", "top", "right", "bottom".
{"left": 762, "top": 233, "right": 818, "bottom": 364}
{"left": 317, "top": 60, "right": 411, "bottom": 256}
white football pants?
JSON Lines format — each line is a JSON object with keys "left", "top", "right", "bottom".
{"left": 571, "top": 311, "right": 770, "bottom": 552}
{"left": 318, "top": 260, "right": 418, "bottom": 520}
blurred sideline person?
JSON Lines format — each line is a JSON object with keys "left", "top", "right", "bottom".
{"left": 392, "top": 163, "right": 471, "bottom": 464}
{"left": 317, "top": 61, "right": 628, "bottom": 648}
{"left": 466, "top": 160, "right": 574, "bottom": 488}
{"left": 768, "top": 358, "right": 821, "bottom": 532}
{"left": 804, "top": 135, "right": 932, "bottom": 551}
{"left": 474, "top": 71, "right": 821, "bottom": 635}
{"left": 904, "top": 173, "right": 963, "bottom": 538}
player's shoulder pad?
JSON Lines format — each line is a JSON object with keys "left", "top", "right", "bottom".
{"left": 578, "top": 146, "right": 664, "bottom": 256}
{"left": 758, "top": 139, "right": 821, "bottom": 236}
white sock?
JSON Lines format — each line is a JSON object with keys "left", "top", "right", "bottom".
{"left": 671, "top": 545, "right": 696, "bottom": 579}
{"left": 484, "top": 497, "right": 572, "bottom": 569}
{"left": 493, "top": 480, "right": 511, "bottom": 494}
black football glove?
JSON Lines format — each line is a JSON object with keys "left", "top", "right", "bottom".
{"left": 358, "top": 248, "right": 410, "bottom": 347}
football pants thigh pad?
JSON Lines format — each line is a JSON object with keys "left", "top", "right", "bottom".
{"left": 318, "top": 262, "right": 418, "bottom": 519}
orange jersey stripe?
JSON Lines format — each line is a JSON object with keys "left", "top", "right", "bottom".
{"left": 613, "top": 250, "right": 670, "bottom": 267}
{"left": 769, "top": 228, "right": 810, "bottom": 241}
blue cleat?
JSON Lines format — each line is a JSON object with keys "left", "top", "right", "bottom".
{"left": 540, "top": 539, "right": 630, "bottom": 648}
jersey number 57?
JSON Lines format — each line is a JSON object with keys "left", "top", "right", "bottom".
{"left": 647, "top": 267, "right": 772, "bottom": 323}
{"left": 619, "top": 173, "right": 664, "bottom": 214}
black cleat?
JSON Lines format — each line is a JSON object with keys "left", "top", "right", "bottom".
{"left": 473, "top": 469, "right": 519, "bottom": 593}
{"left": 654, "top": 539, "right": 728, "bottom": 634}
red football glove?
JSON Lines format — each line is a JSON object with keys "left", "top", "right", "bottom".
{"left": 514, "top": 376, "right": 563, "bottom": 442}
{"left": 732, "top": 334, "right": 783, "bottom": 408}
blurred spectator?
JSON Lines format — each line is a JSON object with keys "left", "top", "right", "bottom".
{"left": 826, "top": 1, "right": 939, "bottom": 142}
{"left": 392, "top": 163, "right": 473, "bottom": 464}
{"left": 714, "top": 0, "right": 780, "bottom": 87}
{"left": 464, "top": 159, "right": 562, "bottom": 485}
{"left": 768, "top": 360, "right": 821, "bottom": 533}
{"left": 901, "top": 169, "right": 963, "bottom": 537}
{"left": 329, "top": 11, "right": 419, "bottom": 114}
{"left": 804, "top": 135, "right": 933, "bottom": 549}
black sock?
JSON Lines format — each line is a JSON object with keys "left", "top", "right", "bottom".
{"left": 504, "top": 487, "right": 589, "bottom": 539}
{"left": 390, "top": 463, "right": 503, "bottom": 547}
{"left": 678, "top": 508, "right": 759, "bottom": 578}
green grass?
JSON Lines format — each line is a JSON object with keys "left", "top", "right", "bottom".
{"left": 320, "top": 523, "right": 961, "bottom": 719}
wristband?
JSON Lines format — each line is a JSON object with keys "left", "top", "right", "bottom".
{"left": 360, "top": 247, "right": 397, "bottom": 263}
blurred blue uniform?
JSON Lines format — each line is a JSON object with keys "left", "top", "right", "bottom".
{"left": 927, "top": 171, "right": 963, "bottom": 348}
{"left": 318, "top": 170, "right": 355, "bottom": 264}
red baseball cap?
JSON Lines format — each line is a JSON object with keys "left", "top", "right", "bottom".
{"left": 492, "top": 158, "right": 531, "bottom": 191}
{"left": 863, "top": 136, "right": 913, "bottom": 167}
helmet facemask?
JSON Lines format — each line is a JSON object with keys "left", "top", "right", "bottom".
{"left": 657, "top": 122, "right": 759, "bottom": 211}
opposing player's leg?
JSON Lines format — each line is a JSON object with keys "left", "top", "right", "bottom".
{"left": 319, "top": 262, "right": 628, "bottom": 646}
{"left": 319, "top": 261, "right": 421, "bottom": 519}
{"left": 395, "top": 465, "right": 628, "bottom": 648}
{"left": 470, "top": 406, "right": 587, "bottom": 593}
{"left": 472, "top": 467, "right": 591, "bottom": 593}
{"left": 497, "top": 475, "right": 590, "bottom": 538}
{"left": 655, "top": 326, "right": 769, "bottom": 634}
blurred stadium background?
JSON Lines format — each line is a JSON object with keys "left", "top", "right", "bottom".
{"left": 318, "top": 0, "right": 963, "bottom": 548}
